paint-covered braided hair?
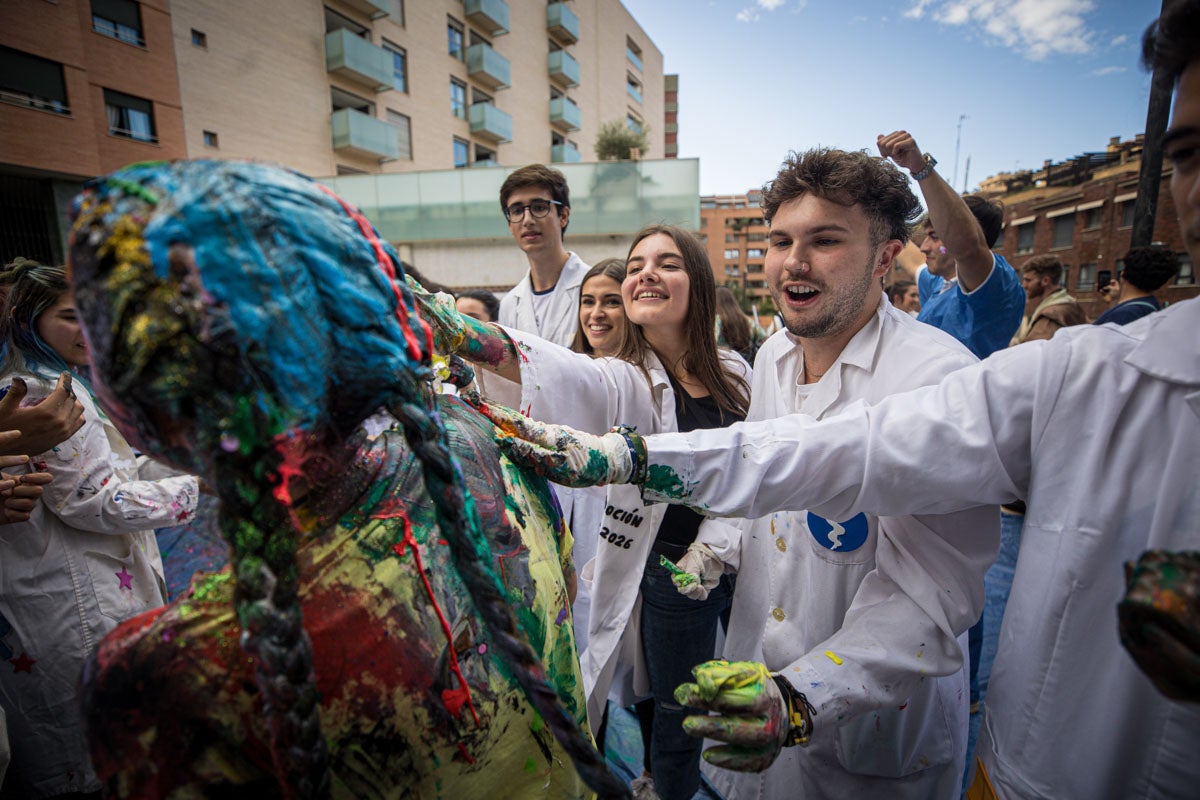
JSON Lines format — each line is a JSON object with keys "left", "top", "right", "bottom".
{"left": 68, "top": 160, "right": 628, "bottom": 800}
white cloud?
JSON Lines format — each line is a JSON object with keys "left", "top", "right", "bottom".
{"left": 759, "top": 0, "right": 787, "bottom": 9}
{"left": 737, "top": 0, "right": 804, "bottom": 23}
{"left": 736, "top": 7, "right": 759, "bottom": 23}
{"left": 914, "top": 0, "right": 1097, "bottom": 60}
{"left": 1110, "top": 33, "right": 1128, "bottom": 47}
{"left": 1092, "top": 65, "right": 1126, "bottom": 76}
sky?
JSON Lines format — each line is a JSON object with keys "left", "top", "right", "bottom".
{"left": 619, "top": 0, "right": 1165, "bottom": 197}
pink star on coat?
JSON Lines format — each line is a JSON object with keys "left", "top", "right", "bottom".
{"left": 116, "top": 567, "right": 133, "bottom": 590}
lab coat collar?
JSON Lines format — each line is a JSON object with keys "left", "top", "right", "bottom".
{"left": 774, "top": 296, "right": 888, "bottom": 417}
{"left": 1124, "top": 296, "right": 1200, "bottom": 387}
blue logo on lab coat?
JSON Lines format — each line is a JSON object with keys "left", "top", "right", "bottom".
{"left": 807, "top": 512, "right": 869, "bottom": 551}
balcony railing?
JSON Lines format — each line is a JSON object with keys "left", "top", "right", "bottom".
{"left": 336, "top": 0, "right": 389, "bottom": 20}
{"left": 464, "top": 0, "right": 509, "bottom": 36}
{"left": 466, "top": 42, "right": 511, "bottom": 90}
{"left": 548, "top": 50, "right": 580, "bottom": 88}
{"left": 468, "top": 102, "right": 512, "bottom": 144}
{"left": 547, "top": 3, "right": 579, "bottom": 44}
{"left": 549, "top": 96, "right": 581, "bottom": 132}
{"left": 551, "top": 143, "right": 581, "bottom": 163}
{"left": 325, "top": 29, "right": 393, "bottom": 92}
{"left": 331, "top": 108, "right": 400, "bottom": 161}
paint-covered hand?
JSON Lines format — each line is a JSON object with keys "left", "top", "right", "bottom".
{"left": 675, "top": 660, "right": 789, "bottom": 773}
{"left": 670, "top": 543, "right": 724, "bottom": 601}
{"left": 478, "top": 401, "right": 642, "bottom": 488}
{"left": 1118, "top": 549, "right": 1200, "bottom": 702}
{"left": 404, "top": 276, "right": 470, "bottom": 355}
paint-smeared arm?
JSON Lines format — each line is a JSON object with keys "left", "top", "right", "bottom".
{"left": 406, "top": 278, "right": 523, "bottom": 382}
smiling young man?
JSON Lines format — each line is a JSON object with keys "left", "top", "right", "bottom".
{"left": 657, "top": 147, "right": 997, "bottom": 800}
{"left": 497, "top": 165, "right": 591, "bottom": 347}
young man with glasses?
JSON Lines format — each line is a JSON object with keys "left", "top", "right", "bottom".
{"left": 498, "top": 164, "right": 592, "bottom": 346}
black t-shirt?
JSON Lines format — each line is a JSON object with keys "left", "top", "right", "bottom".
{"left": 651, "top": 377, "right": 746, "bottom": 560}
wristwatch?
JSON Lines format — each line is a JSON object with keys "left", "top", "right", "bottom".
{"left": 912, "top": 153, "right": 937, "bottom": 182}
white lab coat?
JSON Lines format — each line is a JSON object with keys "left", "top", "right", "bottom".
{"left": 694, "top": 299, "right": 992, "bottom": 800}
{"left": 0, "top": 374, "right": 199, "bottom": 798}
{"left": 644, "top": 297, "right": 1200, "bottom": 800}
{"left": 505, "top": 326, "right": 751, "bottom": 730}
{"left": 498, "top": 252, "right": 590, "bottom": 348}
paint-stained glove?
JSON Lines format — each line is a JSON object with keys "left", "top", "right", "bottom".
{"left": 667, "top": 543, "right": 724, "bottom": 601}
{"left": 675, "top": 660, "right": 814, "bottom": 773}
{"left": 404, "top": 276, "right": 471, "bottom": 355}
{"left": 1118, "top": 549, "right": 1200, "bottom": 702}
{"left": 476, "top": 400, "right": 645, "bottom": 488}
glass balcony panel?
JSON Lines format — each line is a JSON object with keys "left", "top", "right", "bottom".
{"left": 464, "top": 0, "right": 510, "bottom": 36}
{"left": 331, "top": 108, "right": 400, "bottom": 161}
{"left": 468, "top": 103, "right": 512, "bottom": 144}
{"left": 548, "top": 49, "right": 580, "bottom": 88}
{"left": 546, "top": 3, "right": 579, "bottom": 44}
{"left": 549, "top": 96, "right": 581, "bottom": 132}
{"left": 551, "top": 143, "right": 581, "bottom": 163}
{"left": 466, "top": 42, "right": 511, "bottom": 90}
{"left": 325, "top": 29, "right": 393, "bottom": 92}
{"left": 337, "top": 0, "right": 389, "bottom": 20}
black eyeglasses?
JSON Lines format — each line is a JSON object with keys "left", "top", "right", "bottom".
{"left": 504, "top": 199, "right": 562, "bottom": 223}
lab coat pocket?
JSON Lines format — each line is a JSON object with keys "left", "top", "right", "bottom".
{"left": 834, "top": 675, "right": 957, "bottom": 777}
{"left": 84, "top": 536, "right": 167, "bottom": 622}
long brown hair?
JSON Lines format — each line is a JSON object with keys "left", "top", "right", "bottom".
{"left": 615, "top": 224, "right": 749, "bottom": 418}
{"left": 571, "top": 258, "right": 630, "bottom": 355}
{"left": 714, "top": 285, "right": 752, "bottom": 355}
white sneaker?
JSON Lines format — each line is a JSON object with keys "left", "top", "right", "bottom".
{"left": 631, "top": 772, "right": 660, "bottom": 800}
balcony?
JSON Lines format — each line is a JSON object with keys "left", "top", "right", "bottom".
{"left": 552, "top": 142, "right": 581, "bottom": 164}
{"left": 546, "top": 3, "right": 579, "bottom": 45}
{"left": 331, "top": 108, "right": 399, "bottom": 161}
{"left": 335, "top": 0, "right": 389, "bottom": 20}
{"left": 469, "top": 102, "right": 512, "bottom": 144}
{"left": 548, "top": 50, "right": 580, "bottom": 88}
{"left": 464, "top": 0, "right": 509, "bottom": 36}
{"left": 466, "top": 42, "right": 510, "bottom": 90}
{"left": 325, "top": 29, "right": 393, "bottom": 92}
{"left": 549, "top": 96, "right": 581, "bottom": 132}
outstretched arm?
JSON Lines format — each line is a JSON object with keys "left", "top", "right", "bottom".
{"left": 406, "top": 278, "right": 523, "bottom": 383}
{"left": 878, "top": 130, "right": 995, "bottom": 292}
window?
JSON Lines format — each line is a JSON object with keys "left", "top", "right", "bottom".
{"left": 747, "top": 248, "right": 764, "bottom": 258}
{"left": 104, "top": 88, "right": 156, "bottom": 142}
{"left": 626, "top": 74, "right": 643, "bottom": 104}
{"left": 1052, "top": 215, "right": 1075, "bottom": 249}
{"left": 453, "top": 137, "right": 469, "bottom": 168}
{"left": 92, "top": 0, "right": 144, "bottom": 46}
{"left": 336, "top": 164, "right": 367, "bottom": 176}
{"left": 387, "top": 110, "right": 411, "bottom": 160}
{"left": 324, "top": 7, "right": 367, "bottom": 36}
{"left": 725, "top": 234, "right": 735, "bottom": 243}
{"left": 331, "top": 86, "right": 374, "bottom": 114}
{"left": 993, "top": 226, "right": 1005, "bottom": 249}
{"left": 450, "top": 79, "right": 466, "bottom": 118}
{"left": 626, "top": 37, "right": 643, "bottom": 71}
{"left": 389, "top": 0, "right": 404, "bottom": 25}
{"left": 475, "top": 144, "right": 496, "bottom": 165}
{"left": 1177, "top": 253, "right": 1194, "bottom": 285}
{"left": 1120, "top": 200, "right": 1135, "bottom": 228}
{"left": 723, "top": 249, "right": 739, "bottom": 260}
{"left": 448, "top": 17, "right": 465, "bottom": 60}
{"left": 1077, "top": 262, "right": 1095, "bottom": 290}
{"left": 1016, "top": 222, "right": 1035, "bottom": 254}
{"left": 383, "top": 40, "right": 407, "bottom": 92}
{"left": 0, "top": 47, "right": 70, "bottom": 114}
{"left": 1084, "top": 207, "right": 1103, "bottom": 229}
{"left": 191, "top": 29, "right": 207, "bottom": 48}
{"left": 626, "top": 114, "right": 643, "bottom": 134}
{"left": 202, "top": 129, "right": 218, "bottom": 148}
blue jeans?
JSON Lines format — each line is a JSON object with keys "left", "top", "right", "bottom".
{"left": 639, "top": 557, "right": 733, "bottom": 800}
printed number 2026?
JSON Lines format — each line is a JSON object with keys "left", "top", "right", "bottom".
{"left": 600, "top": 526, "right": 633, "bottom": 549}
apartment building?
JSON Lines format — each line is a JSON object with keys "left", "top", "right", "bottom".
{"left": 171, "top": 0, "right": 665, "bottom": 176}
{"left": 982, "top": 136, "right": 1197, "bottom": 318}
{"left": 1, "top": 0, "right": 186, "bottom": 264}
{"left": 698, "top": 190, "right": 772, "bottom": 309}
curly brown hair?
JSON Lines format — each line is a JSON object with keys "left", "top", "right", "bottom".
{"left": 760, "top": 147, "right": 921, "bottom": 247}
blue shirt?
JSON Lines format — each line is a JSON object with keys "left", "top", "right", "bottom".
{"left": 1093, "top": 296, "right": 1160, "bottom": 326}
{"left": 916, "top": 253, "right": 1025, "bottom": 359}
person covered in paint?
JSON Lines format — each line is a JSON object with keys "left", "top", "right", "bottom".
{"left": 0, "top": 259, "right": 199, "bottom": 798}
{"left": 67, "top": 161, "right": 627, "bottom": 800}
{"left": 413, "top": 224, "right": 751, "bottom": 800}
{"left": 480, "top": 6, "right": 1200, "bottom": 795}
